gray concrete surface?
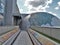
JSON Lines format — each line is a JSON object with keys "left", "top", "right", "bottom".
{"left": 29, "top": 29, "right": 60, "bottom": 45}
{"left": 13, "top": 31, "right": 33, "bottom": 45}
{"left": 31, "top": 26, "right": 60, "bottom": 40}
{"left": 3, "top": 30, "right": 20, "bottom": 45}
{"left": 28, "top": 30, "right": 41, "bottom": 45}
{"left": 0, "top": 26, "right": 19, "bottom": 35}
{"left": 0, "top": 26, "right": 18, "bottom": 35}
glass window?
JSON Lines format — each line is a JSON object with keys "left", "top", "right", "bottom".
{"left": 0, "top": 0, "right": 5, "bottom": 13}
{"left": 1, "top": 0, "right": 5, "bottom": 5}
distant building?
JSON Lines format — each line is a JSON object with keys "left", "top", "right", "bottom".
{"left": 30, "top": 12, "right": 60, "bottom": 26}
{"left": 0, "top": 0, "right": 5, "bottom": 26}
{"left": 0, "top": 0, "right": 21, "bottom": 26}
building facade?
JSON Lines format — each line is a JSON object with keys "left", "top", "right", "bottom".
{"left": 2, "top": 0, "right": 21, "bottom": 26}
{"left": 0, "top": 0, "right": 5, "bottom": 26}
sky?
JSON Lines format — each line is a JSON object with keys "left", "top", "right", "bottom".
{"left": 17, "top": 0, "right": 60, "bottom": 18}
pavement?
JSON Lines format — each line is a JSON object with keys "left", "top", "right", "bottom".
{"left": 13, "top": 31, "right": 33, "bottom": 45}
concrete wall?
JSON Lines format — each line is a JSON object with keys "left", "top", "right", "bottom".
{"left": 32, "top": 26, "right": 60, "bottom": 40}
{"left": 0, "top": 26, "right": 18, "bottom": 35}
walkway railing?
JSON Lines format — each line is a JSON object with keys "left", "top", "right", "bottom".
{"left": 31, "top": 27, "right": 60, "bottom": 45}
{"left": 31, "top": 26, "right": 60, "bottom": 40}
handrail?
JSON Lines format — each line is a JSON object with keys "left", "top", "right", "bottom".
{"left": 27, "top": 30, "right": 42, "bottom": 45}
{"left": 30, "top": 29, "right": 60, "bottom": 45}
{"left": 31, "top": 26, "right": 60, "bottom": 29}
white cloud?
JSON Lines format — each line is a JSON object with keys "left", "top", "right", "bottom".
{"left": 55, "top": 7, "right": 59, "bottom": 10}
{"left": 20, "top": 9, "right": 24, "bottom": 13}
{"left": 55, "top": 2, "right": 60, "bottom": 10}
{"left": 48, "top": 0, "right": 52, "bottom": 3}
{"left": 58, "top": 2, "right": 60, "bottom": 6}
{"left": 24, "top": 0, "right": 52, "bottom": 13}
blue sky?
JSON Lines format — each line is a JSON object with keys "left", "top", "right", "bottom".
{"left": 17, "top": 0, "right": 60, "bottom": 18}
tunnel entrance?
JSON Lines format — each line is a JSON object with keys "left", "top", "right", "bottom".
{"left": 14, "top": 16, "right": 21, "bottom": 26}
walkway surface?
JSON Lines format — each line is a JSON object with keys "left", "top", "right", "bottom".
{"left": 0, "top": 28, "right": 59, "bottom": 45}
{"left": 13, "top": 31, "right": 33, "bottom": 45}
